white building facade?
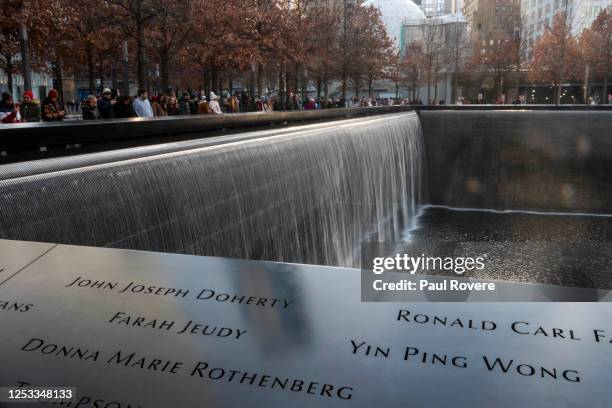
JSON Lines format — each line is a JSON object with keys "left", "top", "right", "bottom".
{"left": 402, "top": 14, "right": 468, "bottom": 102}
{"left": 521, "top": 0, "right": 612, "bottom": 58}
{"left": 0, "top": 70, "right": 53, "bottom": 101}
{"left": 413, "top": 0, "right": 464, "bottom": 16}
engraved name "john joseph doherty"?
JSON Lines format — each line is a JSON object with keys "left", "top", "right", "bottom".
{"left": 65, "top": 276, "right": 294, "bottom": 310}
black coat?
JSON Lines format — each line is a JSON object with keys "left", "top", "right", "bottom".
{"left": 98, "top": 98, "right": 114, "bottom": 119}
{"left": 82, "top": 105, "right": 100, "bottom": 120}
{"left": 113, "top": 101, "right": 135, "bottom": 118}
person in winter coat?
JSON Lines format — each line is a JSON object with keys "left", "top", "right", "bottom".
{"left": 208, "top": 92, "right": 222, "bottom": 114}
{"left": 152, "top": 94, "right": 168, "bottom": 117}
{"left": 113, "top": 95, "right": 135, "bottom": 118}
{"left": 0, "top": 92, "right": 21, "bottom": 123}
{"left": 20, "top": 90, "right": 40, "bottom": 122}
{"left": 230, "top": 95, "right": 239, "bottom": 113}
{"left": 255, "top": 97, "right": 265, "bottom": 111}
{"left": 42, "top": 89, "right": 65, "bottom": 121}
{"left": 98, "top": 88, "right": 114, "bottom": 119}
{"left": 285, "top": 92, "right": 296, "bottom": 110}
{"left": 81, "top": 95, "right": 101, "bottom": 120}
{"left": 167, "top": 95, "right": 180, "bottom": 115}
{"left": 178, "top": 92, "right": 191, "bottom": 115}
{"left": 189, "top": 94, "right": 198, "bottom": 114}
{"left": 132, "top": 89, "right": 153, "bottom": 118}
{"left": 304, "top": 98, "right": 317, "bottom": 110}
{"left": 197, "top": 96, "right": 211, "bottom": 114}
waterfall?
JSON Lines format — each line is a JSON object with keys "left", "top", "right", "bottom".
{"left": 0, "top": 112, "right": 425, "bottom": 267}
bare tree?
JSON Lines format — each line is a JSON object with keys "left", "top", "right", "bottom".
{"left": 419, "top": 17, "right": 443, "bottom": 104}
{"left": 443, "top": 15, "right": 469, "bottom": 102}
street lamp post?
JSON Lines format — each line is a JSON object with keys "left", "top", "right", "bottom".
{"left": 17, "top": 2, "right": 32, "bottom": 93}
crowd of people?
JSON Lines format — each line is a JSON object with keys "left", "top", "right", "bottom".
{"left": 0, "top": 87, "right": 420, "bottom": 124}
{"left": 1, "top": 87, "right": 555, "bottom": 124}
{"left": 74, "top": 89, "right": 412, "bottom": 121}
{"left": 0, "top": 89, "right": 67, "bottom": 123}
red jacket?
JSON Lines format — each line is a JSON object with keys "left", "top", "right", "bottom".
{"left": 0, "top": 110, "right": 21, "bottom": 123}
{"left": 304, "top": 100, "right": 317, "bottom": 110}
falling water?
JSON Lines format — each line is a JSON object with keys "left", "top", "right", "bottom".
{"left": 0, "top": 112, "right": 425, "bottom": 267}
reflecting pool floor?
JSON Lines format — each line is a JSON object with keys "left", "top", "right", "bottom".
{"left": 403, "top": 206, "right": 612, "bottom": 289}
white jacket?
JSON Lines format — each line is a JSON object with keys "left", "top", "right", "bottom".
{"left": 209, "top": 100, "right": 222, "bottom": 114}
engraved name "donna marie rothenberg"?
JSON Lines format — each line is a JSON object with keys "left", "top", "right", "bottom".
{"left": 64, "top": 276, "right": 295, "bottom": 309}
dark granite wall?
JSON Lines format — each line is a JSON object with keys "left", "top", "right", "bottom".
{"left": 418, "top": 110, "right": 612, "bottom": 213}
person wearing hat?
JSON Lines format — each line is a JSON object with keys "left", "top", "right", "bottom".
{"left": 197, "top": 95, "right": 211, "bottom": 114}
{"left": 0, "top": 92, "right": 21, "bottom": 124}
{"left": 98, "top": 88, "right": 114, "bottom": 119}
{"left": 42, "top": 89, "right": 65, "bottom": 121}
{"left": 208, "top": 92, "right": 222, "bottom": 114}
{"left": 20, "top": 90, "right": 40, "bottom": 122}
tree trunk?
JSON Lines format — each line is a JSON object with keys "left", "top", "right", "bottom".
{"left": 556, "top": 83, "right": 561, "bottom": 105}
{"left": 515, "top": 69, "right": 521, "bottom": 103}
{"left": 368, "top": 78, "right": 373, "bottom": 97}
{"left": 278, "top": 61, "right": 285, "bottom": 107}
{"left": 257, "top": 63, "right": 263, "bottom": 98}
{"left": 203, "top": 68, "right": 210, "bottom": 97}
{"left": 250, "top": 65, "right": 256, "bottom": 97}
{"left": 18, "top": 16, "right": 32, "bottom": 92}
{"left": 112, "top": 63, "right": 118, "bottom": 91}
{"left": 5, "top": 56, "right": 14, "bottom": 95}
{"left": 160, "top": 49, "right": 169, "bottom": 92}
{"left": 602, "top": 73, "right": 608, "bottom": 105}
{"left": 324, "top": 77, "right": 329, "bottom": 98}
{"left": 136, "top": 1, "right": 146, "bottom": 90}
{"left": 293, "top": 63, "right": 299, "bottom": 97}
{"left": 54, "top": 59, "right": 64, "bottom": 109}
{"left": 87, "top": 43, "right": 95, "bottom": 95}
{"left": 300, "top": 66, "right": 307, "bottom": 101}
{"left": 583, "top": 64, "right": 590, "bottom": 103}
{"left": 453, "top": 72, "right": 459, "bottom": 103}
{"left": 122, "top": 40, "right": 129, "bottom": 97}
{"left": 211, "top": 66, "right": 218, "bottom": 97}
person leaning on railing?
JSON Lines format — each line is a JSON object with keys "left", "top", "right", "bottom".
{"left": 81, "top": 96, "right": 101, "bottom": 120}
{"left": 197, "top": 96, "right": 212, "bottom": 114}
{"left": 42, "top": 89, "right": 65, "bottom": 121}
{"left": 21, "top": 90, "right": 40, "bottom": 122}
{"left": 0, "top": 92, "right": 21, "bottom": 123}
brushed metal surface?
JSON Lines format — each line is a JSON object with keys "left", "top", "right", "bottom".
{"left": 0, "top": 240, "right": 611, "bottom": 407}
{"left": 0, "top": 240, "right": 56, "bottom": 286}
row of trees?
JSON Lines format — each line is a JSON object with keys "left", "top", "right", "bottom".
{"left": 514, "top": 8, "right": 612, "bottom": 105}
{"left": 393, "top": 8, "right": 611, "bottom": 104}
{"left": 1, "top": 0, "right": 395, "bottom": 104}
{"left": 2, "top": 1, "right": 610, "bottom": 104}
